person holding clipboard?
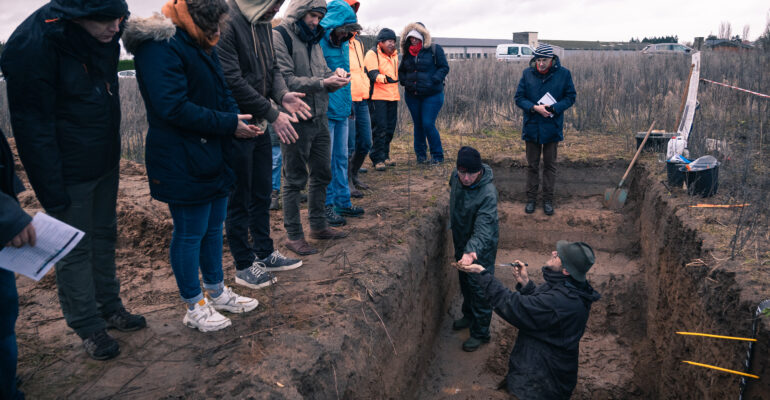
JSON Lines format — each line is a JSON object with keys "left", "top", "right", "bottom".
{"left": 514, "top": 43, "right": 576, "bottom": 216}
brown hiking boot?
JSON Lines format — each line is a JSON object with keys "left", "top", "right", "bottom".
{"left": 384, "top": 159, "right": 396, "bottom": 166}
{"left": 310, "top": 227, "right": 349, "bottom": 240}
{"left": 285, "top": 238, "right": 318, "bottom": 256}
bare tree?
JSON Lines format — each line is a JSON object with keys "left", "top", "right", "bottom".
{"left": 742, "top": 25, "right": 750, "bottom": 41}
{"left": 719, "top": 21, "right": 732, "bottom": 39}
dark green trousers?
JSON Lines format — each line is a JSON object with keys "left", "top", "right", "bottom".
{"left": 459, "top": 264, "right": 495, "bottom": 339}
{"left": 49, "top": 167, "right": 123, "bottom": 339}
{"left": 280, "top": 117, "right": 332, "bottom": 240}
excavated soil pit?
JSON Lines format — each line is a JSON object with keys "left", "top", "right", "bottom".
{"left": 12, "top": 152, "right": 770, "bottom": 399}
{"left": 412, "top": 160, "right": 770, "bottom": 400}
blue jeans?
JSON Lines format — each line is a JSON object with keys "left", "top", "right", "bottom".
{"left": 168, "top": 197, "right": 227, "bottom": 303}
{"left": 348, "top": 100, "right": 372, "bottom": 158}
{"left": 326, "top": 118, "right": 352, "bottom": 208}
{"left": 0, "top": 269, "right": 23, "bottom": 400}
{"left": 405, "top": 91, "right": 445, "bottom": 162}
{"left": 271, "top": 145, "right": 282, "bottom": 192}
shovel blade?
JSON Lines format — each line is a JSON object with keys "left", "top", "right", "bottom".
{"left": 603, "top": 188, "right": 628, "bottom": 209}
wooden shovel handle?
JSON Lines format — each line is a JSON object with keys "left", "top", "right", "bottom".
{"left": 619, "top": 121, "right": 656, "bottom": 187}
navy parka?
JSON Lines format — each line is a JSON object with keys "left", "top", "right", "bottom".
{"left": 514, "top": 56, "right": 576, "bottom": 144}
{"left": 128, "top": 20, "right": 240, "bottom": 205}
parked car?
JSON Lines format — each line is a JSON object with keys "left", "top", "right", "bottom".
{"left": 641, "top": 43, "right": 692, "bottom": 55}
{"left": 118, "top": 70, "right": 136, "bottom": 78}
{"left": 496, "top": 44, "right": 534, "bottom": 62}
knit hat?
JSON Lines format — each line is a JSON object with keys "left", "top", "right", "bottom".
{"left": 309, "top": 6, "right": 327, "bottom": 16}
{"left": 406, "top": 29, "right": 423, "bottom": 42}
{"left": 556, "top": 241, "right": 595, "bottom": 282}
{"left": 533, "top": 43, "right": 555, "bottom": 59}
{"left": 456, "top": 146, "right": 482, "bottom": 173}
{"left": 376, "top": 28, "right": 397, "bottom": 42}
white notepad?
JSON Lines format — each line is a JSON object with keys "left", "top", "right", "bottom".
{"left": 538, "top": 92, "right": 557, "bottom": 106}
{"left": 0, "top": 213, "right": 84, "bottom": 280}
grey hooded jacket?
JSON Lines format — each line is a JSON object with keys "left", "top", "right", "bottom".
{"left": 272, "top": 0, "right": 333, "bottom": 117}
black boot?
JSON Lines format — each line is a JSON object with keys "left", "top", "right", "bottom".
{"left": 350, "top": 151, "right": 370, "bottom": 190}
{"left": 348, "top": 156, "right": 364, "bottom": 198}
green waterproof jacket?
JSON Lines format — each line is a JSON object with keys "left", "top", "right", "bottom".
{"left": 449, "top": 164, "right": 499, "bottom": 269}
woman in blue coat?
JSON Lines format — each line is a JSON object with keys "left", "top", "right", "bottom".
{"left": 123, "top": 0, "right": 262, "bottom": 332}
{"left": 398, "top": 22, "right": 450, "bottom": 164}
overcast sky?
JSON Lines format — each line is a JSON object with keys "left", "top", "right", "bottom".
{"left": 1, "top": 0, "right": 768, "bottom": 43}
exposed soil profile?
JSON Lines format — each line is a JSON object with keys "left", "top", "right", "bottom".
{"left": 11, "top": 149, "right": 770, "bottom": 399}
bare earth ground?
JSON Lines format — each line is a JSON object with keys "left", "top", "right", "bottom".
{"left": 10, "top": 129, "right": 770, "bottom": 399}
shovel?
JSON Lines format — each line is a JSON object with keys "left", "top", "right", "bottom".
{"left": 603, "top": 121, "right": 656, "bottom": 209}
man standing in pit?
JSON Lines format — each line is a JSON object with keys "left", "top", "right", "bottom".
{"left": 514, "top": 43, "right": 576, "bottom": 216}
{"left": 456, "top": 241, "right": 601, "bottom": 399}
{"left": 450, "top": 146, "right": 499, "bottom": 352}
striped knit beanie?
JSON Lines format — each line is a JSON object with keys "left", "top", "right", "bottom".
{"left": 533, "top": 43, "right": 554, "bottom": 58}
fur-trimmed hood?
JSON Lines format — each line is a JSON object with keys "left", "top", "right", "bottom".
{"left": 400, "top": 22, "right": 431, "bottom": 51}
{"left": 122, "top": 13, "right": 177, "bottom": 55}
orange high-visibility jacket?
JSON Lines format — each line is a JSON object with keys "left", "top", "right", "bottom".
{"left": 364, "top": 45, "right": 400, "bottom": 101}
{"left": 349, "top": 36, "right": 370, "bottom": 101}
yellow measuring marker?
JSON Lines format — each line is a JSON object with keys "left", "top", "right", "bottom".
{"left": 682, "top": 361, "right": 759, "bottom": 379}
{"left": 676, "top": 332, "right": 757, "bottom": 342}
{"left": 688, "top": 203, "right": 750, "bottom": 208}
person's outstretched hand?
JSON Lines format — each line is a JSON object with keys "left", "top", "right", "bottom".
{"left": 282, "top": 92, "right": 312, "bottom": 120}
{"left": 453, "top": 262, "right": 484, "bottom": 274}
{"left": 272, "top": 112, "right": 299, "bottom": 144}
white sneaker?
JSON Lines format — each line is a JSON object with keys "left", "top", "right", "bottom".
{"left": 209, "top": 286, "right": 259, "bottom": 313}
{"left": 183, "top": 298, "right": 232, "bottom": 332}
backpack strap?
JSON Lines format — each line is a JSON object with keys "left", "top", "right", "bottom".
{"left": 273, "top": 25, "right": 293, "bottom": 57}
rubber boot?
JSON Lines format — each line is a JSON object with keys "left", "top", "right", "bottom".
{"left": 350, "top": 151, "right": 370, "bottom": 190}
{"left": 348, "top": 156, "right": 363, "bottom": 198}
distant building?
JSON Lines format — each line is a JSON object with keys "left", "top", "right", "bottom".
{"left": 432, "top": 37, "right": 513, "bottom": 59}
{"left": 433, "top": 32, "right": 563, "bottom": 60}
{"left": 703, "top": 39, "right": 754, "bottom": 52}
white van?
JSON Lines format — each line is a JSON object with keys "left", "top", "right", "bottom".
{"left": 495, "top": 44, "right": 534, "bottom": 62}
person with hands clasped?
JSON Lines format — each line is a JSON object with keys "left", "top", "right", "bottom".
{"left": 124, "top": 0, "right": 263, "bottom": 333}
{"left": 365, "top": 28, "right": 400, "bottom": 171}
{"left": 514, "top": 43, "right": 576, "bottom": 216}
{"left": 450, "top": 146, "right": 499, "bottom": 352}
{"left": 455, "top": 241, "right": 601, "bottom": 400}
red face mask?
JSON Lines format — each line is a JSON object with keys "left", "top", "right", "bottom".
{"left": 409, "top": 41, "right": 422, "bottom": 57}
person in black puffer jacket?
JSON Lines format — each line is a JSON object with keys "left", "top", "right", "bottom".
{"left": 398, "top": 22, "right": 450, "bottom": 164}
{"left": 1, "top": 0, "right": 146, "bottom": 362}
